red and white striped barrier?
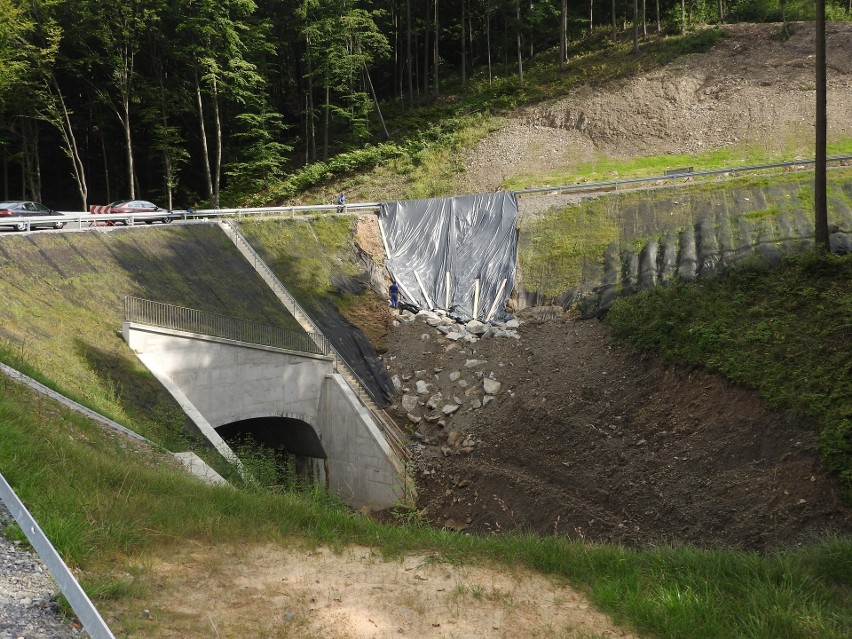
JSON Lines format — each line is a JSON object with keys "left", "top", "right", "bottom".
{"left": 89, "top": 204, "right": 114, "bottom": 225}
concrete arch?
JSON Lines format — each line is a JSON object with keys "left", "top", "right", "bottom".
{"left": 216, "top": 415, "right": 326, "bottom": 459}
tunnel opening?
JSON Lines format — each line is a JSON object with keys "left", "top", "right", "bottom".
{"left": 217, "top": 416, "right": 327, "bottom": 490}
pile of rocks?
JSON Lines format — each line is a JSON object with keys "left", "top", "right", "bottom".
{"left": 393, "top": 309, "right": 520, "bottom": 343}
{"left": 385, "top": 309, "right": 520, "bottom": 458}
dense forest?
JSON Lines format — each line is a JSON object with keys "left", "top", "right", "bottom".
{"left": 1, "top": 0, "right": 849, "bottom": 210}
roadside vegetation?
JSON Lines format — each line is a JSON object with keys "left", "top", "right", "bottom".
{"left": 606, "top": 250, "right": 852, "bottom": 494}
{"left": 270, "top": 28, "right": 730, "bottom": 206}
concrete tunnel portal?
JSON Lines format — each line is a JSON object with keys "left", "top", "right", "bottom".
{"left": 216, "top": 416, "right": 328, "bottom": 483}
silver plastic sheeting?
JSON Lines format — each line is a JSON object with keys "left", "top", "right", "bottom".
{"left": 379, "top": 191, "right": 518, "bottom": 322}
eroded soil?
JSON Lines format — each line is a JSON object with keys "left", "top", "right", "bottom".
{"left": 381, "top": 310, "right": 852, "bottom": 551}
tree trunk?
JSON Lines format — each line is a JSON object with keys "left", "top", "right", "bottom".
{"left": 423, "top": 0, "right": 429, "bottom": 95}
{"left": 612, "top": 0, "right": 617, "bottom": 41}
{"left": 633, "top": 0, "right": 639, "bottom": 54}
{"left": 306, "top": 34, "right": 316, "bottom": 163}
{"left": 461, "top": 0, "right": 466, "bottom": 86}
{"left": 718, "top": 0, "right": 724, "bottom": 23}
{"left": 2, "top": 146, "right": 7, "bottom": 200}
{"left": 433, "top": 0, "right": 439, "bottom": 95}
{"left": 324, "top": 84, "right": 330, "bottom": 160}
{"left": 17, "top": 118, "right": 41, "bottom": 201}
{"left": 815, "top": 0, "right": 829, "bottom": 250}
{"left": 656, "top": 0, "right": 661, "bottom": 33}
{"left": 589, "top": 0, "right": 593, "bottom": 34}
{"left": 100, "top": 128, "right": 111, "bottom": 204}
{"left": 194, "top": 69, "right": 214, "bottom": 206}
{"left": 121, "top": 92, "right": 135, "bottom": 198}
{"left": 406, "top": 0, "right": 413, "bottom": 106}
{"left": 560, "top": 0, "right": 568, "bottom": 71}
{"left": 681, "top": 0, "right": 686, "bottom": 35}
{"left": 49, "top": 77, "right": 88, "bottom": 210}
{"left": 516, "top": 1, "right": 524, "bottom": 85}
{"left": 364, "top": 62, "right": 389, "bottom": 139}
{"left": 211, "top": 77, "right": 222, "bottom": 208}
{"left": 486, "top": 11, "right": 492, "bottom": 86}
{"left": 781, "top": 0, "right": 789, "bottom": 36}
{"left": 643, "top": 0, "right": 647, "bottom": 38}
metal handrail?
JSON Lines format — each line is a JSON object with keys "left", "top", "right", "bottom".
{"left": 123, "top": 296, "right": 331, "bottom": 357}
{"left": 218, "top": 221, "right": 327, "bottom": 338}
{"left": 514, "top": 154, "right": 852, "bottom": 197}
{"left": 221, "top": 222, "right": 392, "bottom": 403}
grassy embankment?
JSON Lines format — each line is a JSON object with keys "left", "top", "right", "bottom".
{"left": 606, "top": 250, "right": 852, "bottom": 493}
{"left": 0, "top": 226, "right": 300, "bottom": 466}
{"left": 237, "top": 216, "right": 394, "bottom": 349}
{"left": 518, "top": 167, "right": 852, "bottom": 301}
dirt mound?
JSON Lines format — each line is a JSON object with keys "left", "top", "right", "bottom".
{"left": 464, "top": 22, "right": 852, "bottom": 192}
{"left": 381, "top": 312, "right": 852, "bottom": 551}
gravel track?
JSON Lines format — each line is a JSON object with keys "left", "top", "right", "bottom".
{"left": 0, "top": 504, "right": 87, "bottom": 639}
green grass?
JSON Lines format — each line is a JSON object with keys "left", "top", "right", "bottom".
{"left": 0, "top": 227, "right": 302, "bottom": 457}
{"left": 260, "top": 28, "right": 729, "bottom": 205}
{"left": 506, "top": 136, "right": 852, "bottom": 191}
{"left": 605, "top": 251, "right": 852, "bottom": 490}
{"left": 518, "top": 168, "right": 852, "bottom": 299}
{"left": 2, "top": 375, "right": 850, "bottom": 638}
{"left": 236, "top": 216, "right": 360, "bottom": 309}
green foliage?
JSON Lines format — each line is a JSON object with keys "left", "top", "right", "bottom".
{"left": 0, "top": 226, "right": 301, "bottom": 454}
{"left": 606, "top": 251, "right": 852, "bottom": 488}
{"left": 3, "top": 373, "right": 851, "bottom": 638}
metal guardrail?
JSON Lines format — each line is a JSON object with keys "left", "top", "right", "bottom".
{"left": 1, "top": 471, "right": 116, "bottom": 639}
{"left": 124, "top": 296, "right": 331, "bottom": 357}
{"left": 41, "top": 203, "right": 383, "bottom": 229}
{"left": 6, "top": 154, "right": 842, "bottom": 230}
{"left": 514, "top": 154, "right": 852, "bottom": 197}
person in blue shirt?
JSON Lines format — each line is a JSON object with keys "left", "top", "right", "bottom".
{"left": 389, "top": 280, "right": 399, "bottom": 309}
{"left": 336, "top": 191, "right": 345, "bottom": 212}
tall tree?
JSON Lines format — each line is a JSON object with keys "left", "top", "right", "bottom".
{"left": 516, "top": 0, "right": 523, "bottom": 85}
{"left": 612, "top": 0, "right": 617, "bottom": 41}
{"left": 814, "top": 0, "right": 828, "bottom": 250}
{"left": 78, "top": 0, "right": 165, "bottom": 199}
{"left": 560, "top": 0, "right": 568, "bottom": 71}
{"left": 633, "top": 0, "right": 639, "bottom": 54}
{"left": 461, "top": 0, "right": 467, "bottom": 86}
{"left": 406, "top": 0, "right": 414, "bottom": 105}
{"left": 433, "top": 0, "right": 439, "bottom": 95}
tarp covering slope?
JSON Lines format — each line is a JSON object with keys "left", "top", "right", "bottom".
{"left": 379, "top": 191, "right": 518, "bottom": 322}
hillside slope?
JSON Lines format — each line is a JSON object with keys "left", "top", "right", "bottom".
{"left": 0, "top": 225, "right": 300, "bottom": 448}
{"left": 464, "top": 22, "right": 852, "bottom": 192}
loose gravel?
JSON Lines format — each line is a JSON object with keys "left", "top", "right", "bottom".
{"left": 0, "top": 502, "right": 87, "bottom": 639}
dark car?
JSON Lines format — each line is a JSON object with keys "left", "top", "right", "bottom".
{"left": 108, "top": 200, "right": 174, "bottom": 224}
{"left": 0, "top": 201, "right": 66, "bottom": 231}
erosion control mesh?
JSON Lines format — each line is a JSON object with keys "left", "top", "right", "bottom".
{"left": 380, "top": 192, "right": 519, "bottom": 322}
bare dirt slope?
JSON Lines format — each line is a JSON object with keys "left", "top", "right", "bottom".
{"left": 372, "top": 24, "right": 852, "bottom": 551}
{"left": 380, "top": 309, "right": 851, "bottom": 551}
{"left": 464, "top": 22, "right": 852, "bottom": 192}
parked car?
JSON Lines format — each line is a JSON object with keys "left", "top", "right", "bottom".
{"left": 107, "top": 200, "right": 174, "bottom": 224}
{"left": 0, "top": 201, "right": 66, "bottom": 231}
